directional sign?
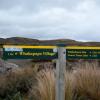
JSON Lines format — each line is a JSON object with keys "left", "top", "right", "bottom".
{"left": 3, "top": 45, "right": 57, "bottom": 60}
{"left": 3, "top": 45, "right": 100, "bottom": 59}
{"left": 66, "top": 46, "right": 100, "bottom": 59}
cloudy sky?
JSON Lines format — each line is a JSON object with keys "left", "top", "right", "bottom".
{"left": 0, "top": 0, "right": 100, "bottom": 41}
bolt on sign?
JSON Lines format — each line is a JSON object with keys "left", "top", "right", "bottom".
{"left": 3, "top": 45, "right": 58, "bottom": 60}
{"left": 2, "top": 45, "right": 100, "bottom": 59}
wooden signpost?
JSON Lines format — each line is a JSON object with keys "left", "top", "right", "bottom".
{"left": 56, "top": 45, "right": 66, "bottom": 100}
{"left": 2, "top": 45, "right": 100, "bottom": 100}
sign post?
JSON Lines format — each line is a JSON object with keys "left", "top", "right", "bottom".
{"left": 56, "top": 45, "right": 66, "bottom": 100}
{"left": 2, "top": 45, "right": 100, "bottom": 100}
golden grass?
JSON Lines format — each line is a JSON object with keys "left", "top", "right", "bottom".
{"left": 30, "top": 70, "right": 55, "bottom": 100}
{"left": 74, "top": 65, "right": 100, "bottom": 100}
{"left": 0, "top": 62, "right": 100, "bottom": 100}
{"left": 30, "top": 63, "right": 100, "bottom": 100}
{"left": 65, "top": 72, "right": 74, "bottom": 100}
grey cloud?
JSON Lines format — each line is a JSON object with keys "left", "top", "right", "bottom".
{"left": 0, "top": 0, "right": 100, "bottom": 41}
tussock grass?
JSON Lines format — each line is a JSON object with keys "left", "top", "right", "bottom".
{"left": 74, "top": 65, "right": 100, "bottom": 100}
{"left": 30, "top": 63, "right": 100, "bottom": 100}
{"left": 0, "top": 62, "right": 100, "bottom": 100}
{"left": 29, "top": 70, "right": 55, "bottom": 100}
{"left": 65, "top": 72, "right": 74, "bottom": 100}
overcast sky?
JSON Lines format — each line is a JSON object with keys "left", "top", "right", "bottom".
{"left": 0, "top": 0, "right": 100, "bottom": 41}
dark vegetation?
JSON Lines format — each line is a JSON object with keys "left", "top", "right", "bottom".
{"left": 0, "top": 37, "right": 100, "bottom": 46}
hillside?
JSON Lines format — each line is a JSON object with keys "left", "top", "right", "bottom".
{"left": 0, "top": 37, "right": 100, "bottom": 46}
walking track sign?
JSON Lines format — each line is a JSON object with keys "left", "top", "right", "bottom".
{"left": 3, "top": 45, "right": 100, "bottom": 59}
{"left": 66, "top": 46, "right": 100, "bottom": 59}
{"left": 3, "top": 45, "right": 57, "bottom": 60}
{"left": 2, "top": 45, "right": 100, "bottom": 100}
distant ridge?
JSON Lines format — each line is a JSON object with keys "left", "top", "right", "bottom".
{"left": 0, "top": 37, "right": 100, "bottom": 46}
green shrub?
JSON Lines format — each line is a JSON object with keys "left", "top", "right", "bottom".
{"left": 7, "top": 92, "right": 23, "bottom": 100}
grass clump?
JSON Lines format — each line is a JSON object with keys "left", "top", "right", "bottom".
{"left": 29, "top": 70, "right": 55, "bottom": 100}
{"left": 65, "top": 72, "right": 74, "bottom": 100}
{"left": 30, "top": 63, "right": 100, "bottom": 100}
{"left": 74, "top": 65, "right": 100, "bottom": 100}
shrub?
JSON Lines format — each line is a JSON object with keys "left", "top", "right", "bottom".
{"left": 0, "top": 67, "right": 36, "bottom": 99}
